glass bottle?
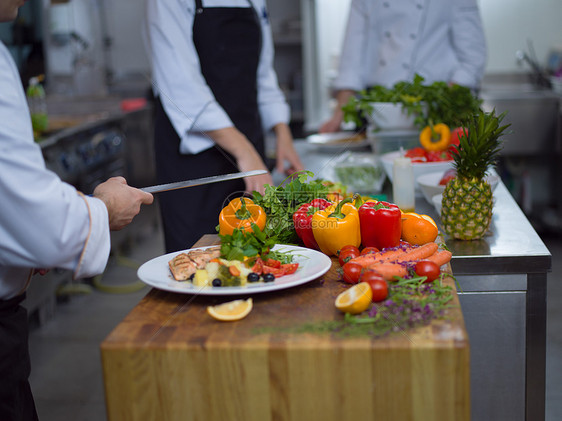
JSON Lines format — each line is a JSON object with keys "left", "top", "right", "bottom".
{"left": 27, "top": 75, "right": 48, "bottom": 138}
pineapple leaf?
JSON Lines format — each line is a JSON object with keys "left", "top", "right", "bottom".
{"left": 451, "top": 109, "right": 510, "bottom": 180}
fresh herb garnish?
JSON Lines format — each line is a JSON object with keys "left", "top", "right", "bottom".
{"left": 219, "top": 224, "right": 276, "bottom": 261}
{"left": 251, "top": 171, "right": 332, "bottom": 244}
{"left": 258, "top": 273, "right": 456, "bottom": 338}
{"left": 342, "top": 73, "right": 482, "bottom": 130}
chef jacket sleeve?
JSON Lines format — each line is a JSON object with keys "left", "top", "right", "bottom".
{"left": 0, "top": 42, "right": 110, "bottom": 280}
{"left": 144, "top": 0, "right": 234, "bottom": 154}
{"left": 253, "top": 0, "right": 291, "bottom": 130}
{"left": 448, "top": 0, "right": 487, "bottom": 88}
{"left": 332, "top": 0, "right": 370, "bottom": 92}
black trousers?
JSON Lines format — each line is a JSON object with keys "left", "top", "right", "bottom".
{"left": 0, "top": 294, "right": 39, "bottom": 421}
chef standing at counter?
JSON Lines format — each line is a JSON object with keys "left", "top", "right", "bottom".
{"left": 144, "top": 0, "right": 304, "bottom": 253}
{"left": 0, "top": 2, "right": 154, "bottom": 420}
{"left": 320, "top": 0, "right": 487, "bottom": 133}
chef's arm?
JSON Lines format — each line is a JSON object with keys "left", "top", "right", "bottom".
{"left": 318, "top": 89, "right": 355, "bottom": 133}
{"left": 206, "top": 127, "right": 272, "bottom": 194}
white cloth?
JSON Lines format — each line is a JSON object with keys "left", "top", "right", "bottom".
{"left": 0, "top": 42, "right": 111, "bottom": 300}
{"left": 334, "top": 0, "right": 487, "bottom": 91}
{"left": 143, "top": 0, "right": 290, "bottom": 154}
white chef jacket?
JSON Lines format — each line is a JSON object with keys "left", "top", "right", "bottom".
{"left": 144, "top": 0, "right": 290, "bottom": 154}
{"left": 334, "top": 0, "right": 487, "bottom": 91}
{"left": 0, "top": 42, "right": 111, "bottom": 300}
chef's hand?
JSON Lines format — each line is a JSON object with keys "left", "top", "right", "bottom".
{"left": 93, "top": 176, "right": 154, "bottom": 231}
{"left": 207, "top": 127, "right": 273, "bottom": 195}
{"left": 273, "top": 123, "right": 304, "bottom": 176}
{"left": 319, "top": 89, "right": 355, "bottom": 133}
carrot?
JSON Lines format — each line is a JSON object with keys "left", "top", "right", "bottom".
{"left": 365, "top": 263, "right": 408, "bottom": 282}
{"left": 424, "top": 250, "right": 453, "bottom": 268}
{"left": 397, "top": 242, "right": 439, "bottom": 262}
{"left": 349, "top": 244, "right": 414, "bottom": 268}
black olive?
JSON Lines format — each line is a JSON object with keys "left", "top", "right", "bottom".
{"left": 189, "top": 273, "right": 195, "bottom": 281}
{"left": 263, "top": 273, "right": 275, "bottom": 283}
{"left": 247, "top": 272, "right": 260, "bottom": 283}
{"left": 212, "top": 278, "right": 222, "bottom": 287}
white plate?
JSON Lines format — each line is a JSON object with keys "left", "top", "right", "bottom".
{"left": 137, "top": 245, "right": 333, "bottom": 296}
{"left": 306, "top": 132, "right": 369, "bottom": 149}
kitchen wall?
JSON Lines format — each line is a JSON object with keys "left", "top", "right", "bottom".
{"left": 480, "top": 0, "right": 562, "bottom": 74}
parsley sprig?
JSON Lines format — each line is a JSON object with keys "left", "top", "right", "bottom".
{"left": 251, "top": 171, "right": 331, "bottom": 244}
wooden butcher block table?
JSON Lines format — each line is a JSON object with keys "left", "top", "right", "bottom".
{"left": 101, "top": 235, "right": 470, "bottom": 421}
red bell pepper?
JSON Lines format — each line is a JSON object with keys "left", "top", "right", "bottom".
{"left": 292, "top": 198, "right": 332, "bottom": 250}
{"left": 358, "top": 201, "right": 402, "bottom": 250}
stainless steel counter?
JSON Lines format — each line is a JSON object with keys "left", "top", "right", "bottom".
{"left": 291, "top": 139, "right": 552, "bottom": 421}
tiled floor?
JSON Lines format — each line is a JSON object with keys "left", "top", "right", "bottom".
{"left": 27, "top": 224, "right": 561, "bottom": 420}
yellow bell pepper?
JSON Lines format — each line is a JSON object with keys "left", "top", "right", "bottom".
{"left": 311, "top": 197, "right": 361, "bottom": 256}
{"left": 419, "top": 123, "right": 451, "bottom": 151}
{"left": 218, "top": 197, "right": 266, "bottom": 236}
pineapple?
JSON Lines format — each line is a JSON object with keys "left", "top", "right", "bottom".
{"left": 441, "top": 109, "right": 509, "bottom": 240}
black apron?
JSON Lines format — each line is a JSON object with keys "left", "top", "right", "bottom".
{"left": 154, "top": 0, "right": 265, "bottom": 252}
{"left": 0, "top": 294, "right": 39, "bottom": 421}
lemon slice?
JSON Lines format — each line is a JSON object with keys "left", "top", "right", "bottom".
{"left": 207, "top": 298, "right": 253, "bottom": 321}
{"left": 335, "top": 282, "right": 373, "bottom": 314}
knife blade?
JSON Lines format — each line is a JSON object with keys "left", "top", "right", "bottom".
{"left": 140, "top": 170, "right": 268, "bottom": 194}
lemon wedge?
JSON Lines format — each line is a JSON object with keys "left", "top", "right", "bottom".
{"left": 335, "top": 282, "right": 372, "bottom": 314}
{"left": 207, "top": 298, "right": 253, "bottom": 321}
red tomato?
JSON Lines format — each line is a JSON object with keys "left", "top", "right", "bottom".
{"left": 439, "top": 169, "right": 457, "bottom": 186}
{"left": 265, "top": 258, "right": 281, "bottom": 268}
{"left": 450, "top": 127, "right": 466, "bottom": 146}
{"left": 251, "top": 258, "right": 264, "bottom": 275}
{"left": 425, "top": 150, "right": 451, "bottom": 162}
{"left": 414, "top": 260, "right": 441, "bottom": 283}
{"left": 262, "top": 265, "right": 285, "bottom": 277}
{"left": 405, "top": 147, "right": 426, "bottom": 158}
{"left": 339, "top": 245, "right": 360, "bottom": 255}
{"left": 342, "top": 262, "right": 363, "bottom": 284}
{"left": 360, "top": 247, "right": 379, "bottom": 255}
{"left": 360, "top": 271, "right": 388, "bottom": 302}
{"left": 338, "top": 248, "right": 360, "bottom": 266}
{"left": 280, "top": 263, "right": 299, "bottom": 275}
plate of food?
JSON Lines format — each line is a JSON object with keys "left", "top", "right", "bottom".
{"left": 137, "top": 244, "right": 332, "bottom": 296}
{"left": 306, "top": 131, "right": 369, "bottom": 149}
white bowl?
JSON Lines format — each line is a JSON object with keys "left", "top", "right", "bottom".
{"left": 418, "top": 170, "right": 501, "bottom": 205}
{"left": 432, "top": 194, "right": 443, "bottom": 214}
{"left": 380, "top": 151, "right": 454, "bottom": 188}
{"left": 417, "top": 171, "right": 449, "bottom": 204}
{"left": 367, "top": 102, "right": 416, "bottom": 130}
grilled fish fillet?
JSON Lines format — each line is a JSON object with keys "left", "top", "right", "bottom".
{"left": 168, "top": 246, "right": 221, "bottom": 281}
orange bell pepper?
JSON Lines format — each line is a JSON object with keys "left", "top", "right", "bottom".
{"left": 218, "top": 197, "right": 267, "bottom": 236}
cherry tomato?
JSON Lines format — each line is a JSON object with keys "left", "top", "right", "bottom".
{"left": 414, "top": 260, "right": 441, "bottom": 283}
{"left": 360, "top": 246, "right": 379, "bottom": 256}
{"left": 425, "top": 150, "right": 451, "bottom": 162}
{"left": 439, "top": 168, "right": 457, "bottom": 186}
{"left": 405, "top": 147, "right": 426, "bottom": 158}
{"left": 342, "top": 262, "right": 363, "bottom": 284}
{"left": 338, "top": 248, "right": 360, "bottom": 266}
{"left": 280, "top": 263, "right": 299, "bottom": 275}
{"left": 360, "top": 271, "right": 388, "bottom": 302}
{"left": 339, "top": 245, "right": 360, "bottom": 255}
